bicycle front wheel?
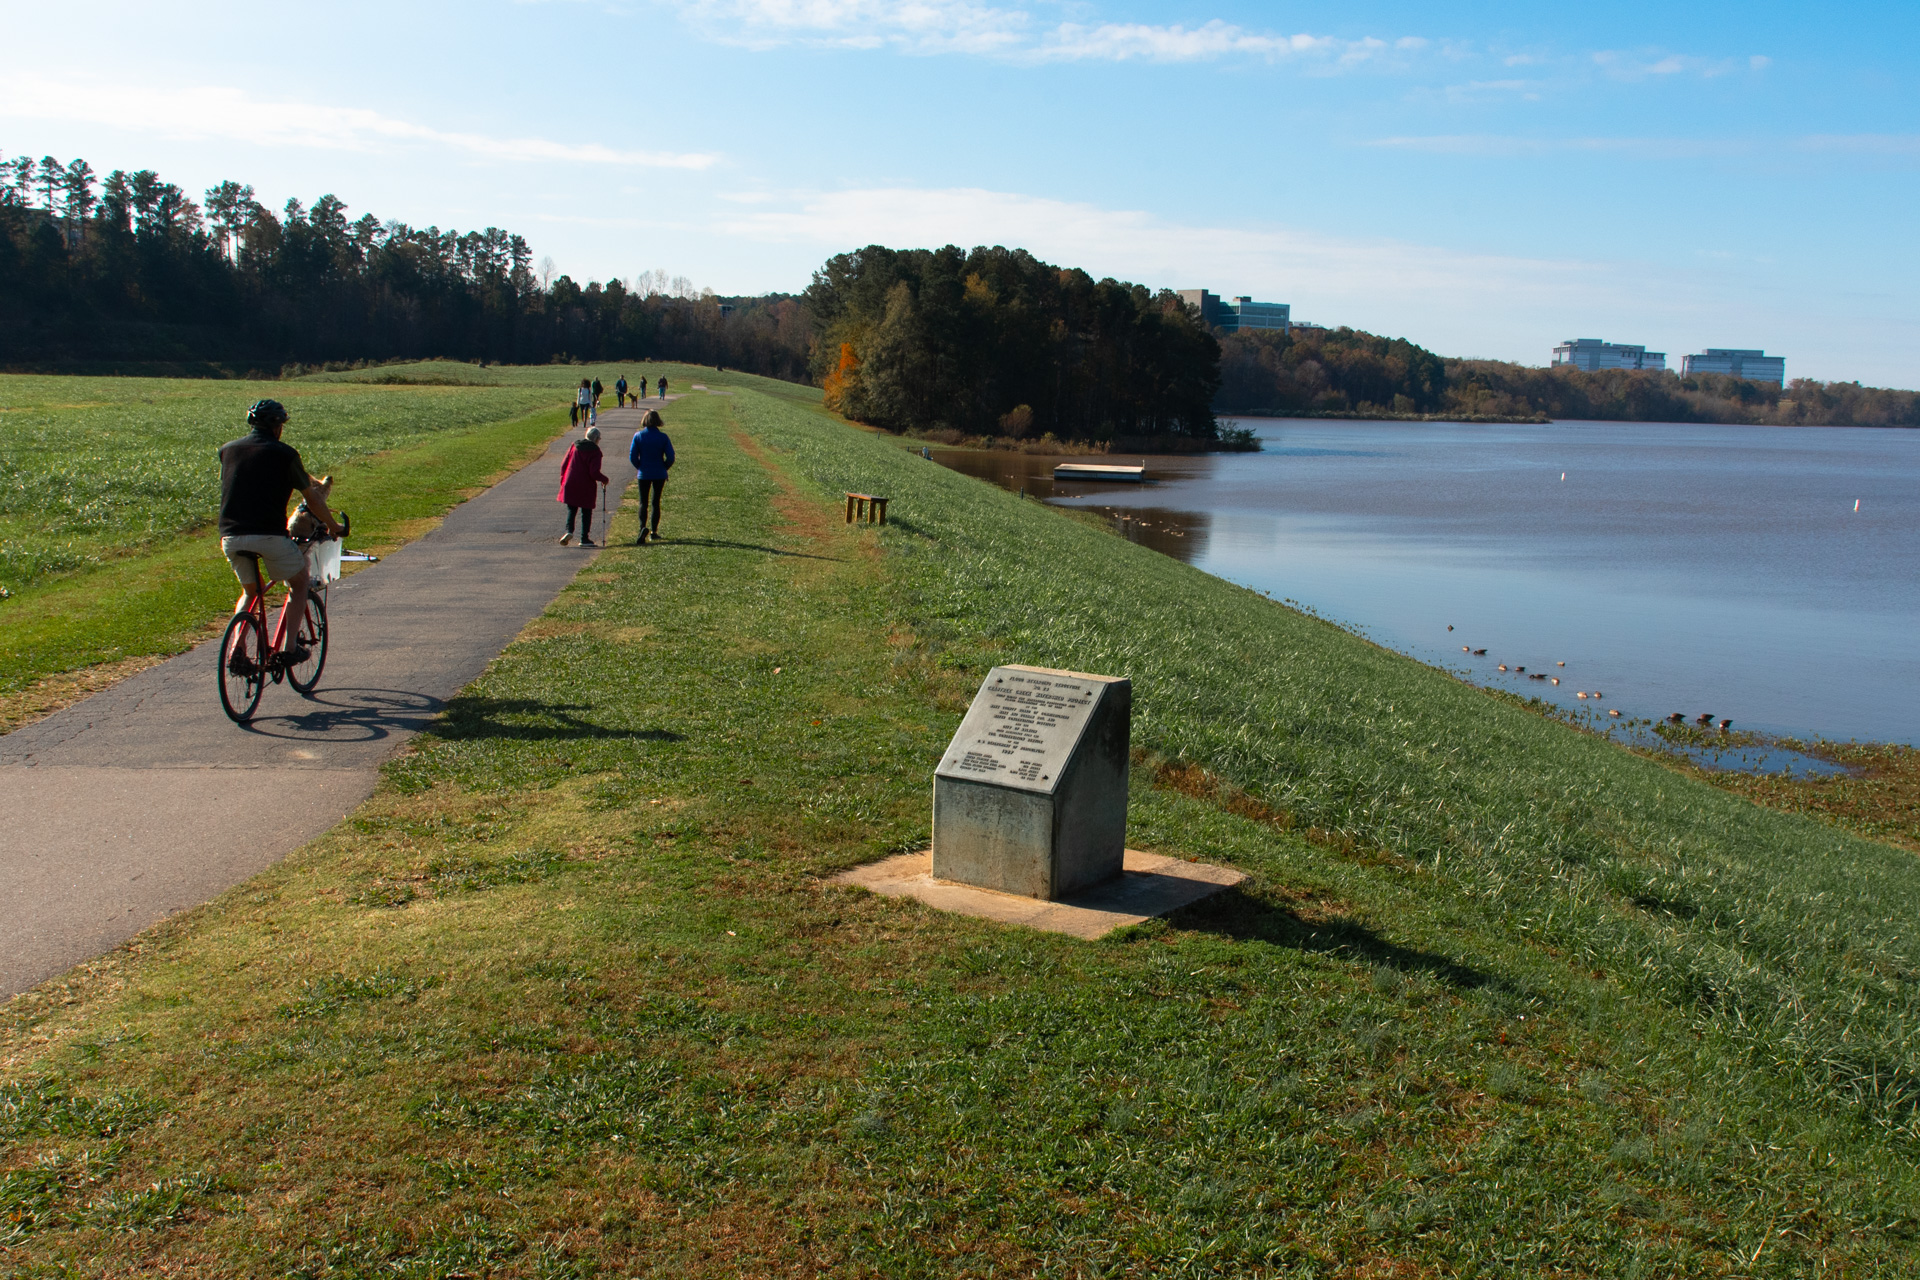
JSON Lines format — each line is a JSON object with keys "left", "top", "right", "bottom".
{"left": 286, "top": 592, "right": 329, "bottom": 694}
{"left": 218, "top": 611, "right": 267, "bottom": 723}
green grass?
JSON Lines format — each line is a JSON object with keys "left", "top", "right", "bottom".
{"left": 0, "top": 373, "right": 567, "bottom": 592}
{"left": 0, "top": 362, "right": 806, "bottom": 719}
{"left": 4, "top": 381, "right": 1920, "bottom": 1276}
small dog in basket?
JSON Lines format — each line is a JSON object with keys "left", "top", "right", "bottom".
{"left": 286, "top": 475, "right": 333, "bottom": 542}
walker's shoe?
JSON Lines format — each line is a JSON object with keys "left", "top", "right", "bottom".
{"left": 559, "top": 533, "right": 572, "bottom": 546}
{"left": 580, "top": 537, "right": 595, "bottom": 547}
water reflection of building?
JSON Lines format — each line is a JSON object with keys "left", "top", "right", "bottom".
{"left": 1551, "top": 338, "right": 1666, "bottom": 372}
{"left": 1179, "top": 290, "right": 1290, "bottom": 333}
{"left": 1680, "top": 349, "right": 1785, "bottom": 385}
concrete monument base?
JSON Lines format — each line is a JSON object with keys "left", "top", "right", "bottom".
{"left": 830, "top": 849, "right": 1245, "bottom": 940}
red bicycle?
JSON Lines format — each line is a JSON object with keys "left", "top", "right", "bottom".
{"left": 217, "top": 516, "right": 346, "bottom": 723}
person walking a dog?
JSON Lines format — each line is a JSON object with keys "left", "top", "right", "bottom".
{"left": 628, "top": 409, "right": 674, "bottom": 545}
{"left": 615, "top": 374, "right": 628, "bottom": 407}
{"left": 557, "top": 424, "right": 609, "bottom": 546}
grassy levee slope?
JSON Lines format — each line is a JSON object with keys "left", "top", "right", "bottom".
{"left": 739, "top": 391, "right": 1920, "bottom": 1130}
{"left": 3, "top": 382, "right": 1919, "bottom": 1276}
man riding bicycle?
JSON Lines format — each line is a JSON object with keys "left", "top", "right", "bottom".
{"left": 219, "top": 399, "right": 341, "bottom": 666}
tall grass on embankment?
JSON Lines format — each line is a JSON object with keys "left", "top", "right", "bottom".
{"left": 4, "top": 381, "right": 1919, "bottom": 1276}
{"left": 739, "top": 387, "right": 1920, "bottom": 1145}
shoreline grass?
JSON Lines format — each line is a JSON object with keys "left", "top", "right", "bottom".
{"left": 1637, "top": 729, "right": 1920, "bottom": 854}
{"left": 4, "top": 377, "right": 1920, "bottom": 1274}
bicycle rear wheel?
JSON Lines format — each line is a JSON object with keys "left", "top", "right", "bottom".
{"left": 218, "top": 611, "right": 267, "bottom": 723}
{"left": 286, "top": 592, "right": 329, "bottom": 694}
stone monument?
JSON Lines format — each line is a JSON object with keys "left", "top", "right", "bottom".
{"left": 932, "top": 664, "right": 1130, "bottom": 899}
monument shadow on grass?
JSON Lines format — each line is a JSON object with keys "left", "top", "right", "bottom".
{"left": 1164, "top": 884, "right": 1500, "bottom": 992}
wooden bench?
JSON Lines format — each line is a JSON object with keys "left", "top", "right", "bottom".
{"left": 844, "top": 492, "right": 890, "bottom": 525}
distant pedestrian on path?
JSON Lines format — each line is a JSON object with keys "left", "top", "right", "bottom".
{"left": 615, "top": 374, "right": 628, "bottom": 407}
{"left": 576, "top": 377, "right": 594, "bottom": 427}
{"left": 591, "top": 377, "right": 604, "bottom": 411}
{"left": 657, "top": 375, "right": 668, "bottom": 399}
{"left": 557, "top": 425, "right": 609, "bottom": 546}
{"left": 629, "top": 409, "right": 675, "bottom": 545}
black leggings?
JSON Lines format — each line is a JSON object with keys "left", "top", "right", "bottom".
{"left": 638, "top": 478, "right": 666, "bottom": 532}
{"left": 565, "top": 504, "right": 592, "bottom": 535}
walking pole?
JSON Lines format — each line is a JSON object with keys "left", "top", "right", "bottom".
{"left": 598, "top": 481, "right": 607, "bottom": 545}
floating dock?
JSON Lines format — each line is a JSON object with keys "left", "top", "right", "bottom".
{"left": 1053, "top": 462, "right": 1146, "bottom": 483}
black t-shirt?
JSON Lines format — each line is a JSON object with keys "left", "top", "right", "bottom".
{"left": 218, "top": 431, "right": 312, "bottom": 537}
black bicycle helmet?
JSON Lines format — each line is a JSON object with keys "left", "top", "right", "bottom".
{"left": 247, "top": 398, "right": 289, "bottom": 429}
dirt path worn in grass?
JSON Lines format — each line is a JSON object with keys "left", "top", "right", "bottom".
{"left": 0, "top": 408, "right": 650, "bottom": 999}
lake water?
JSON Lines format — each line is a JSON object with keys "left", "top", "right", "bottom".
{"left": 933, "top": 419, "right": 1920, "bottom": 748}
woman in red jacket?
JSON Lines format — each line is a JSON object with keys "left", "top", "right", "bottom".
{"left": 557, "top": 425, "right": 610, "bottom": 546}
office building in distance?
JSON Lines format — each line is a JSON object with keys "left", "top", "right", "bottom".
{"left": 1179, "top": 289, "right": 1291, "bottom": 333}
{"left": 1680, "top": 348, "right": 1785, "bottom": 385}
{"left": 1552, "top": 338, "right": 1666, "bottom": 372}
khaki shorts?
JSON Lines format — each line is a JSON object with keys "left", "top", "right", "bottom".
{"left": 221, "top": 534, "right": 307, "bottom": 587}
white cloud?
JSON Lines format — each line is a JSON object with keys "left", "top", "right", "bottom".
{"left": 1374, "top": 133, "right": 1920, "bottom": 165}
{"left": 1029, "top": 21, "right": 1332, "bottom": 63}
{"left": 1442, "top": 79, "right": 1545, "bottom": 102}
{"left": 0, "top": 75, "right": 718, "bottom": 170}
{"left": 1797, "top": 134, "right": 1920, "bottom": 158}
{"left": 1021, "top": 24, "right": 1405, "bottom": 67}
{"left": 714, "top": 184, "right": 1652, "bottom": 329}
{"left": 666, "top": 0, "right": 1415, "bottom": 64}
{"left": 670, "top": 0, "right": 1029, "bottom": 53}
{"left": 1591, "top": 49, "right": 1759, "bottom": 79}
{"left": 706, "top": 183, "right": 1911, "bottom": 374}
{"left": 1369, "top": 135, "right": 1739, "bottom": 159}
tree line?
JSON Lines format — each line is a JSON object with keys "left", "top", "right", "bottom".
{"left": 6, "top": 146, "right": 1910, "bottom": 431}
{"left": 806, "top": 244, "right": 1222, "bottom": 442}
{"left": 0, "top": 148, "right": 812, "bottom": 380}
{"left": 1215, "top": 325, "right": 1920, "bottom": 427}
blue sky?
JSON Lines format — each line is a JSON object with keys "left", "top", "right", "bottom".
{"left": 4, "top": 1, "right": 1916, "bottom": 384}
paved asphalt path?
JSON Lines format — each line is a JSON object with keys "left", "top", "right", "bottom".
{"left": 0, "top": 402, "right": 659, "bottom": 999}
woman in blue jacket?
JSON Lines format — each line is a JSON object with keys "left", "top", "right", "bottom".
{"left": 629, "top": 410, "right": 675, "bottom": 544}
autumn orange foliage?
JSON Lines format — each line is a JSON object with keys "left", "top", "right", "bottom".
{"left": 821, "top": 341, "right": 860, "bottom": 413}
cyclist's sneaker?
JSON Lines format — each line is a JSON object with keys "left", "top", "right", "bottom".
{"left": 227, "top": 652, "right": 258, "bottom": 677}
{"left": 282, "top": 643, "right": 313, "bottom": 667}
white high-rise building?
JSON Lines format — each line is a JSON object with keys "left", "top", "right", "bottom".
{"left": 1552, "top": 338, "right": 1666, "bottom": 372}
{"left": 1680, "top": 349, "right": 1785, "bottom": 385}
